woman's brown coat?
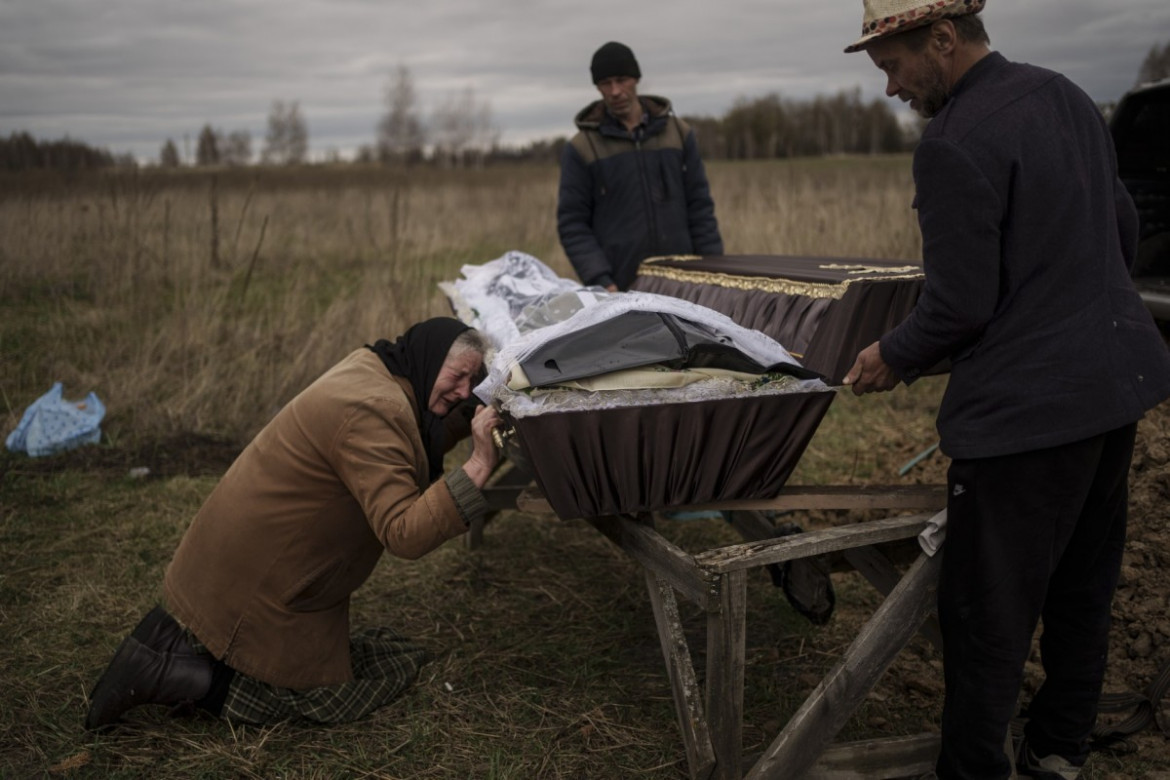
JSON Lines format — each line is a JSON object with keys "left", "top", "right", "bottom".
{"left": 164, "top": 349, "right": 467, "bottom": 689}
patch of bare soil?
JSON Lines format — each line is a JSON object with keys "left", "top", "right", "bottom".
{"left": 0, "top": 432, "right": 241, "bottom": 480}
{"left": 1101, "top": 400, "right": 1170, "bottom": 751}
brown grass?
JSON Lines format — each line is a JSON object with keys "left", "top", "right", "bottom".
{"left": 0, "top": 165, "right": 569, "bottom": 440}
{"left": 0, "top": 158, "right": 919, "bottom": 441}
{"left": 2, "top": 159, "right": 1163, "bottom": 779}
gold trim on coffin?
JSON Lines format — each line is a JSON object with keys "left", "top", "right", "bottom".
{"left": 638, "top": 256, "right": 923, "bottom": 301}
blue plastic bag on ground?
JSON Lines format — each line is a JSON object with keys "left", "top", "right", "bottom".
{"left": 6, "top": 382, "right": 106, "bottom": 457}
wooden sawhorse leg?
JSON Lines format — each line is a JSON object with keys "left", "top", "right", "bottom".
{"left": 535, "top": 499, "right": 947, "bottom": 780}
{"left": 746, "top": 551, "right": 943, "bottom": 779}
{"left": 644, "top": 567, "right": 747, "bottom": 780}
{"left": 707, "top": 569, "right": 748, "bottom": 780}
{"left": 645, "top": 570, "right": 716, "bottom": 779}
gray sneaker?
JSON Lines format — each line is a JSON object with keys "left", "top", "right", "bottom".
{"left": 1017, "top": 742, "right": 1082, "bottom": 780}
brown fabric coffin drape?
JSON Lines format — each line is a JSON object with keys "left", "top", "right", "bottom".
{"left": 507, "top": 254, "right": 924, "bottom": 520}
{"left": 631, "top": 255, "right": 924, "bottom": 383}
{"left": 506, "top": 390, "right": 834, "bottom": 520}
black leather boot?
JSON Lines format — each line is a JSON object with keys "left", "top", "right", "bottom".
{"left": 85, "top": 608, "right": 213, "bottom": 730}
{"left": 129, "top": 606, "right": 201, "bottom": 657}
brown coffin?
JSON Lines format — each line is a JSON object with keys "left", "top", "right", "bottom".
{"left": 506, "top": 254, "right": 923, "bottom": 520}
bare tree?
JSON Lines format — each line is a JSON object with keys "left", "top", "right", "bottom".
{"left": 1137, "top": 41, "right": 1170, "bottom": 85}
{"left": 429, "top": 92, "right": 469, "bottom": 167}
{"left": 429, "top": 87, "right": 497, "bottom": 167}
{"left": 683, "top": 115, "right": 726, "bottom": 160}
{"left": 263, "top": 100, "right": 309, "bottom": 165}
{"left": 474, "top": 99, "right": 500, "bottom": 160}
{"left": 195, "top": 124, "right": 220, "bottom": 166}
{"left": 220, "top": 130, "right": 252, "bottom": 166}
{"left": 159, "top": 138, "right": 181, "bottom": 168}
{"left": 377, "top": 65, "right": 426, "bottom": 165}
{"left": 286, "top": 104, "right": 308, "bottom": 164}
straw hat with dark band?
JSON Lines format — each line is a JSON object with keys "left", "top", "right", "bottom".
{"left": 844, "top": 0, "right": 986, "bottom": 53}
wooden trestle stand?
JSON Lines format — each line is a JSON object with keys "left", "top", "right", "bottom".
{"left": 502, "top": 483, "right": 948, "bottom": 780}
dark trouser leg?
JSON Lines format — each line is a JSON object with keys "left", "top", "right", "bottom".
{"left": 1023, "top": 424, "right": 1134, "bottom": 763}
{"left": 935, "top": 424, "right": 1134, "bottom": 779}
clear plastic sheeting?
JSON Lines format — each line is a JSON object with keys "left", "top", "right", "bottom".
{"left": 440, "top": 250, "right": 598, "bottom": 351}
{"left": 442, "top": 251, "right": 831, "bottom": 418}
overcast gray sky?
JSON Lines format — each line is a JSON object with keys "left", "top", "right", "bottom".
{"left": 2, "top": 1, "right": 1167, "bottom": 163}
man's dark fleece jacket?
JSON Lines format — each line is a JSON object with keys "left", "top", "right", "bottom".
{"left": 556, "top": 95, "right": 723, "bottom": 290}
{"left": 879, "top": 52, "right": 1170, "bottom": 459}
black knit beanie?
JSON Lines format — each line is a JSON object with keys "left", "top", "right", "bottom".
{"left": 590, "top": 41, "right": 641, "bottom": 84}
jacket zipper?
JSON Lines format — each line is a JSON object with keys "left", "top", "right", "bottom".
{"left": 634, "top": 131, "right": 660, "bottom": 255}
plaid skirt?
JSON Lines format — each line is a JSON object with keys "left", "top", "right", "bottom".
{"left": 217, "top": 627, "right": 430, "bottom": 725}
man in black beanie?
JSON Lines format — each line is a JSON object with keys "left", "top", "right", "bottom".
{"left": 557, "top": 41, "right": 723, "bottom": 291}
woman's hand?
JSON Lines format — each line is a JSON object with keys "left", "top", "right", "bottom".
{"left": 462, "top": 404, "right": 501, "bottom": 488}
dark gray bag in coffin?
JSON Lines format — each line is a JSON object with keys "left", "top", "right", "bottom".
{"left": 517, "top": 310, "right": 823, "bottom": 388}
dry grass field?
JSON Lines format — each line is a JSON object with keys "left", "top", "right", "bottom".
{"left": 2, "top": 159, "right": 1167, "bottom": 779}
{"left": 0, "top": 158, "right": 919, "bottom": 443}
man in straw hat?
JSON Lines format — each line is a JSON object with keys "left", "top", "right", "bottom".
{"left": 841, "top": 2, "right": 1170, "bottom": 778}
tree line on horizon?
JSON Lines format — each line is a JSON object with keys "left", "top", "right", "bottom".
{"left": 0, "top": 85, "right": 915, "bottom": 173}
{"left": 0, "top": 132, "right": 137, "bottom": 172}
{"left": 4, "top": 41, "right": 1168, "bottom": 173}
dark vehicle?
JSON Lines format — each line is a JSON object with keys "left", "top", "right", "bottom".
{"left": 1110, "top": 78, "right": 1170, "bottom": 326}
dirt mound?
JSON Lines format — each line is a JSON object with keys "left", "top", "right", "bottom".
{"left": 1103, "top": 400, "right": 1170, "bottom": 743}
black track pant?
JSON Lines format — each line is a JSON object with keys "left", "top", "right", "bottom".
{"left": 935, "top": 423, "right": 1136, "bottom": 780}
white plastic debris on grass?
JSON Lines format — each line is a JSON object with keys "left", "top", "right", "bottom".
{"left": 6, "top": 382, "right": 106, "bottom": 457}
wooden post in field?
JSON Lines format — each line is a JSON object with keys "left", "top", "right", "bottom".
{"left": 388, "top": 186, "right": 401, "bottom": 263}
{"left": 240, "top": 215, "right": 268, "bottom": 298}
{"left": 230, "top": 181, "right": 256, "bottom": 267}
{"left": 209, "top": 173, "right": 221, "bottom": 270}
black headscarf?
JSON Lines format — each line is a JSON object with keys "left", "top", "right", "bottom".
{"left": 367, "top": 317, "right": 471, "bottom": 483}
